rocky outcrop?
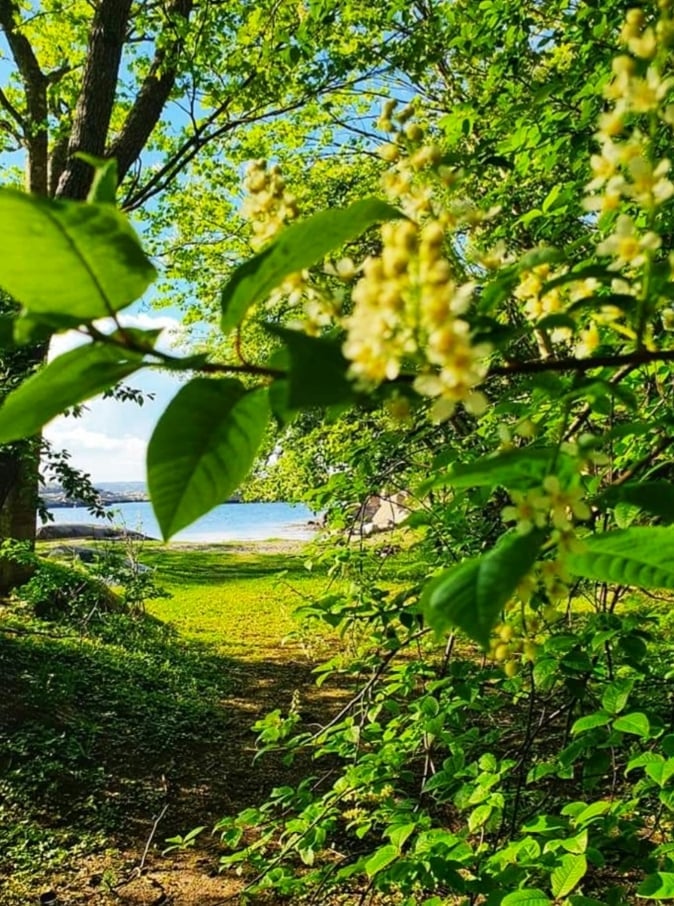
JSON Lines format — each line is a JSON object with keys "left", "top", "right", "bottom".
{"left": 358, "top": 492, "right": 412, "bottom": 536}
{"left": 37, "top": 523, "right": 154, "bottom": 541}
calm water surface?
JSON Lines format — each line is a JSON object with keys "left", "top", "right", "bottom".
{"left": 43, "top": 500, "right": 318, "bottom": 543}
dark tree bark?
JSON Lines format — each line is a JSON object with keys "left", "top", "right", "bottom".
{"left": 56, "top": 0, "right": 134, "bottom": 200}
{"left": 0, "top": 0, "right": 48, "bottom": 195}
{"left": 0, "top": 0, "right": 193, "bottom": 593}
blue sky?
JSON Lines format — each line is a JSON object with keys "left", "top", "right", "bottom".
{"left": 44, "top": 310, "right": 184, "bottom": 482}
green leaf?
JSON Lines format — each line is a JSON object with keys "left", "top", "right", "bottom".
{"left": 521, "top": 814, "right": 568, "bottom": 834}
{"left": 12, "top": 311, "right": 84, "bottom": 345}
{"left": 567, "top": 528, "right": 674, "bottom": 589}
{"left": 601, "top": 678, "right": 634, "bottom": 715}
{"left": 572, "top": 801, "right": 611, "bottom": 827}
{"left": 598, "top": 482, "right": 674, "bottom": 524}
{"left": 420, "top": 447, "right": 567, "bottom": 494}
{"left": 385, "top": 822, "right": 417, "bottom": 851}
{"left": 266, "top": 326, "right": 357, "bottom": 408}
{"left": 551, "top": 854, "right": 587, "bottom": 898}
{"left": 646, "top": 759, "right": 674, "bottom": 787}
{"left": 0, "top": 188, "right": 155, "bottom": 319}
{"left": 568, "top": 897, "right": 607, "bottom": 906}
{"left": 637, "top": 873, "right": 674, "bottom": 899}
{"left": 421, "top": 530, "right": 544, "bottom": 646}
{"left": 364, "top": 844, "right": 399, "bottom": 878}
{"left": 613, "top": 712, "right": 651, "bottom": 737}
{"left": 468, "top": 803, "right": 492, "bottom": 832}
{"left": 0, "top": 343, "right": 145, "bottom": 444}
{"left": 76, "top": 152, "right": 118, "bottom": 204}
{"left": 501, "top": 890, "right": 551, "bottom": 906}
{"left": 220, "top": 198, "right": 400, "bottom": 334}
{"left": 627, "top": 753, "right": 663, "bottom": 773}
{"left": 147, "top": 378, "right": 270, "bottom": 539}
{"left": 571, "top": 712, "right": 611, "bottom": 735}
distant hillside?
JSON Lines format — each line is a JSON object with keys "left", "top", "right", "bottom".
{"left": 42, "top": 482, "right": 148, "bottom": 509}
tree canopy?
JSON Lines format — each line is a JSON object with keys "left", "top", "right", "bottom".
{"left": 4, "top": 0, "right": 674, "bottom": 902}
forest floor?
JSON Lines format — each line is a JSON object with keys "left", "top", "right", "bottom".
{"left": 0, "top": 539, "right": 351, "bottom": 905}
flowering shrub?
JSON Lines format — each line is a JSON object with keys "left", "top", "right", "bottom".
{"left": 2, "top": 3, "right": 674, "bottom": 901}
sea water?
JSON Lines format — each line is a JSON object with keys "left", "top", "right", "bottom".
{"left": 42, "top": 500, "right": 318, "bottom": 543}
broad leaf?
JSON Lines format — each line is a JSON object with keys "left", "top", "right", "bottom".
{"left": 501, "top": 890, "right": 551, "bottom": 906}
{"left": 567, "top": 528, "right": 674, "bottom": 589}
{"left": 551, "top": 854, "right": 587, "bottom": 898}
{"left": 13, "top": 311, "right": 84, "bottom": 345}
{"left": 0, "top": 188, "right": 156, "bottom": 319}
{"left": 421, "top": 447, "right": 573, "bottom": 494}
{"left": 571, "top": 712, "right": 611, "bottom": 735}
{"left": 364, "top": 844, "right": 398, "bottom": 878}
{"left": 77, "top": 153, "right": 118, "bottom": 205}
{"left": 220, "top": 198, "right": 400, "bottom": 333}
{"left": 0, "top": 343, "right": 145, "bottom": 444}
{"left": 637, "top": 873, "right": 674, "bottom": 899}
{"left": 598, "top": 482, "right": 674, "bottom": 524}
{"left": 613, "top": 712, "right": 651, "bottom": 738}
{"left": 601, "top": 678, "right": 634, "bottom": 716}
{"left": 421, "top": 530, "right": 544, "bottom": 646}
{"left": 147, "top": 378, "right": 269, "bottom": 539}
{"left": 266, "top": 325, "right": 357, "bottom": 408}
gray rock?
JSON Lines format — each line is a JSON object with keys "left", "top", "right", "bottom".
{"left": 37, "top": 523, "right": 154, "bottom": 541}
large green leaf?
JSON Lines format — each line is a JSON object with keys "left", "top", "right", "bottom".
{"left": 220, "top": 198, "right": 400, "bottom": 334}
{"left": 0, "top": 188, "right": 156, "bottom": 319}
{"left": 637, "top": 873, "right": 674, "bottom": 899}
{"left": 420, "top": 447, "right": 572, "bottom": 494}
{"left": 421, "top": 530, "right": 544, "bottom": 646}
{"left": 0, "top": 343, "right": 145, "bottom": 444}
{"left": 364, "top": 844, "right": 399, "bottom": 878}
{"left": 147, "top": 378, "right": 270, "bottom": 539}
{"left": 266, "top": 325, "right": 357, "bottom": 408}
{"left": 597, "top": 482, "right": 674, "bottom": 524}
{"left": 567, "top": 528, "right": 674, "bottom": 588}
{"left": 501, "top": 890, "right": 551, "bottom": 906}
{"left": 613, "top": 712, "right": 651, "bottom": 738}
{"left": 551, "top": 854, "right": 587, "bottom": 898}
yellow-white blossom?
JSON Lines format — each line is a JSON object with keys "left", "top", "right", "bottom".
{"left": 596, "top": 214, "right": 661, "bottom": 270}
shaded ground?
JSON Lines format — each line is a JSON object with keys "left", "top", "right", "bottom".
{"left": 0, "top": 540, "right": 345, "bottom": 905}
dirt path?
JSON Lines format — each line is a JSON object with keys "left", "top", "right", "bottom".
{"left": 8, "top": 540, "right": 344, "bottom": 906}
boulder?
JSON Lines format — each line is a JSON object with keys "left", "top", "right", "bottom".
{"left": 37, "top": 523, "right": 154, "bottom": 541}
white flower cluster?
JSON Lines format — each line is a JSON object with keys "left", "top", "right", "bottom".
{"left": 242, "top": 159, "right": 299, "bottom": 251}
{"left": 584, "top": 7, "right": 674, "bottom": 267}
{"left": 342, "top": 110, "right": 492, "bottom": 422}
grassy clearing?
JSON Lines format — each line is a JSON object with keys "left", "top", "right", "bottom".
{"left": 141, "top": 542, "right": 333, "bottom": 657}
{"left": 0, "top": 539, "right": 336, "bottom": 905}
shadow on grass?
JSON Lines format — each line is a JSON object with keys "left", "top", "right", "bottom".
{"left": 0, "top": 608, "right": 321, "bottom": 887}
{"left": 141, "top": 548, "right": 317, "bottom": 586}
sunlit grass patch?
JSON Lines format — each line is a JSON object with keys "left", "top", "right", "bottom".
{"left": 140, "top": 543, "right": 335, "bottom": 658}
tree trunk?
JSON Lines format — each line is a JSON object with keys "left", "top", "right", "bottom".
{"left": 0, "top": 0, "right": 193, "bottom": 593}
{"left": 0, "top": 445, "right": 39, "bottom": 594}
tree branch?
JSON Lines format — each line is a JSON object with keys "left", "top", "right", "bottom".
{"left": 56, "top": 0, "right": 133, "bottom": 199}
{"left": 121, "top": 72, "right": 374, "bottom": 211}
{"left": 120, "top": 71, "right": 259, "bottom": 210}
{"left": 107, "top": 0, "right": 194, "bottom": 184}
{"left": 487, "top": 348, "right": 674, "bottom": 378}
{"left": 0, "top": 0, "right": 48, "bottom": 193}
{"left": 0, "top": 85, "right": 24, "bottom": 130}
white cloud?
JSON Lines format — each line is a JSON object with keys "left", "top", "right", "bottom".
{"left": 48, "top": 311, "right": 183, "bottom": 359}
{"left": 44, "top": 422, "right": 148, "bottom": 482}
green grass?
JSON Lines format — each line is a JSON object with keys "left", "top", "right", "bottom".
{"left": 0, "top": 540, "right": 335, "bottom": 903}
{"left": 142, "top": 544, "right": 334, "bottom": 656}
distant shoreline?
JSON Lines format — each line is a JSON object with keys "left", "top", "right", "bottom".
{"left": 43, "top": 491, "right": 243, "bottom": 508}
